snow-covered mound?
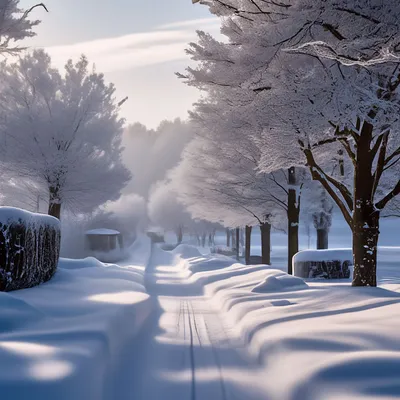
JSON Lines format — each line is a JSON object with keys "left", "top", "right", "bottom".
{"left": 172, "top": 244, "right": 202, "bottom": 259}
{"left": 0, "top": 235, "right": 152, "bottom": 399}
{"left": 0, "top": 207, "right": 61, "bottom": 291}
{"left": 293, "top": 248, "right": 353, "bottom": 279}
{"left": 293, "top": 248, "right": 353, "bottom": 263}
{"left": 187, "top": 256, "right": 235, "bottom": 274}
{"left": 252, "top": 271, "right": 308, "bottom": 293}
{"left": 59, "top": 256, "right": 107, "bottom": 270}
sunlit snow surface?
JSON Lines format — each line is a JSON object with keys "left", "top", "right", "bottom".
{"left": 0, "top": 218, "right": 399, "bottom": 399}
{"left": 0, "top": 236, "right": 152, "bottom": 400}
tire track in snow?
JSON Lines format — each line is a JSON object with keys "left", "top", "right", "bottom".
{"left": 186, "top": 300, "right": 197, "bottom": 400}
{"left": 189, "top": 301, "right": 203, "bottom": 348}
{"left": 204, "top": 319, "right": 229, "bottom": 400}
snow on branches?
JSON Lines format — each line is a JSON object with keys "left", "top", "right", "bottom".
{"left": 0, "top": 0, "right": 46, "bottom": 55}
{"left": 186, "top": 0, "right": 400, "bottom": 285}
{"left": 0, "top": 50, "right": 131, "bottom": 219}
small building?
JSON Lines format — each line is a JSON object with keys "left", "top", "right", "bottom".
{"left": 85, "top": 229, "right": 124, "bottom": 262}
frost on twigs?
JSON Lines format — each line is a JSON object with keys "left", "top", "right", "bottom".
{"left": 0, "top": 207, "right": 60, "bottom": 291}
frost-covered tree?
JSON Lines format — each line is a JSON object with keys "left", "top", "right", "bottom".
{"left": 192, "top": 0, "right": 400, "bottom": 286}
{"left": 170, "top": 127, "right": 305, "bottom": 267}
{"left": 0, "top": 50, "right": 131, "bottom": 219}
{"left": 178, "top": 27, "right": 318, "bottom": 271}
{"left": 0, "top": 0, "right": 46, "bottom": 55}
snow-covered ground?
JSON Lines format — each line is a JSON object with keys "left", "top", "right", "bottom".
{"left": 0, "top": 236, "right": 153, "bottom": 400}
{"left": 118, "top": 241, "right": 400, "bottom": 400}
{"left": 1, "top": 225, "right": 400, "bottom": 399}
{"left": 198, "top": 248, "right": 400, "bottom": 399}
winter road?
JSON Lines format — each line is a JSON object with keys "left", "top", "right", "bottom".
{"left": 115, "top": 245, "right": 266, "bottom": 400}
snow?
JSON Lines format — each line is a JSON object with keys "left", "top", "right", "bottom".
{"left": 85, "top": 228, "right": 120, "bottom": 236}
{"left": 0, "top": 231, "right": 400, "bottom": 399}
{"left": 0, "top": 206, "right": 60, "bottom": 228}
{"left": 0, "top": 235, "right": 152, "bottom": 400}
{"left": 293, "top": 248, "right": 353, "bottom": 262}
{"left": 171, "top": 243, "right": 202, "bottom": 259}
{"left": 162, "top": 244, "right": 400, "bottom": 400}
{"left": 252, "top": 271, "right": 309, "bottom": 293}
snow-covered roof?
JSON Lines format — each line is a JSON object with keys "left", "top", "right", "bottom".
{"left": 85, "top": 228, "right": 120, "bottom": 236}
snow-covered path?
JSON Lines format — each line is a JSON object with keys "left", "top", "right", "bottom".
{"left": 119, "top": 246, "right": 266, "bottom": 400}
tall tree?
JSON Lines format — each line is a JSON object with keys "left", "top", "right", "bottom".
{"left": 0, "top": 50, "right": 131, "bottom": 219}
{"left": 192, "top": 0, "right": 400, "bottom": 286}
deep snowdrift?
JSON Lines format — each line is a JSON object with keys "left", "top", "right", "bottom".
{"left": 171, "top": 244, "right": 400, "bottom": 400}
{"left": 0, "top": 236, "right": 152, "bottom": 400}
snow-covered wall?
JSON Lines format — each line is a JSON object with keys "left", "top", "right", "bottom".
{"left": 0, "top": 207, "right": 61, "bottom": 291}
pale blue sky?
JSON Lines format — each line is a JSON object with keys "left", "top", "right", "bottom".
{"left": 20, "top": 0, "right": 220, "bottom": 127}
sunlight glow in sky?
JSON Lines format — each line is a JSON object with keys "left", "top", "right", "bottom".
{"left": 19, "top": 0, "right": 220, "bottom": 128}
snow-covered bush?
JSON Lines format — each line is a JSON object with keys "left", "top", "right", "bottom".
{"left": 293, "top": 249, "right": 352, "bottom": 279}
{"left": 0, "top": 207, "right": 60, "bottom": 291}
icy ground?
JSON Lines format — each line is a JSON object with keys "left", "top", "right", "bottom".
{"left": 0, "top": 233, "right": 400, "bottom": 399}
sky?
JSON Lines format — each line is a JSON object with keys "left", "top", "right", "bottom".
{"left": 19, "top": 0, "right": 221, "bottom": 128}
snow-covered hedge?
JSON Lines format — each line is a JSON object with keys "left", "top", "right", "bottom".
{"left": 293, "top": 249, "right": 352, "bottom": 279}
{"left": 210, "top": 245, "right": 236, "bottom": 256}
{"left": 0, "top": 207, "right": 61, "bottom": 291}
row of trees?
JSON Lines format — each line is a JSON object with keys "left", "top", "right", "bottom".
{"left": 174, "top": 0, "right": 400, "bottom": 286}
{"left": 0, "top": 1, "right": 130, "bottom": 220}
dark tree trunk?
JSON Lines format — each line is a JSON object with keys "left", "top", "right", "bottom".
{"left": 316, "top": 229, "right": 329, "bottom": 249}
{"left": 287, "top": 167, "right": 300, "bottom": 275}
{"left": 201, "top": 233, "right": 206, "bottom": 247}
{"left": 176, "top": 226, "right": 183, "bottom": 244}
{"left": 245, "top": 225, "right": 252, "bottom": 265}
{"left": 231, "top": 229, "right": 236, "bottom": 249}
{"left": 235, "top": 227, "right": 240, "bottom": 260}
{"left": 48, "top": 187, "right": 61, "bottom": 220}
{"left": 48, "top": 202, "right": 61, "bottom": 220}
{"left": 226, "top": 228, "right": 230, "bottom": 247}
{"left": 260, "top": 222, "right": 271, "bottom": 265}
{"left": 352, "top": 212, "right": 379, "bottom": 286}
{"left": 208, "top": 233, "right": 213, "bottom": 247}
{"left": 352, "top": 121, "right": 379, "bottom": 287}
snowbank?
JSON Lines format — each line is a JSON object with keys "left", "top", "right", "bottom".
{"left": 173, "top": 247, "right": 400, "bottom": 400}
{"left": 0, "top": 235, "right": 152, "bottom": 400}
{"left": 172, "top": 244, "right": 202, "bottom": 259}
{"left": 252, "top": 271, "right": 308, "bottom": 293}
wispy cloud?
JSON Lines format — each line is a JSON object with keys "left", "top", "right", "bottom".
{"left": 157, "top": 17, "right": 219, "bottom": 30}
{"left": 42, "top": 19, "right": 221, "bottom": 73}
